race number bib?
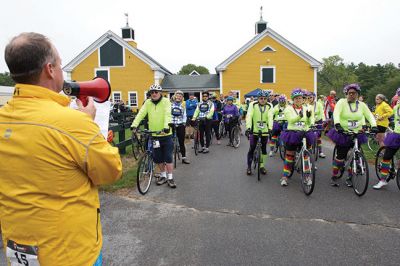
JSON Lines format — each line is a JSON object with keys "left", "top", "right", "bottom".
{"left": 257, "top": 121, "right": 265, "bottom": 129}
{"left": 348, "top": 120, "right": 359, "bottom": 130}
{"left": 199, "top": 103, "right": 209, "bottom": 113}
{"left": 153, "top": 140, "right": 160, "bottom": 149}
{"left": 278, "top": 113, "right": 284, "bottom": 119}
{"left": 171, "top": 107, "right": 182, "bottom": 117}
{"left": 6, "top": 240, "right": 40, "bottom": 266}
{"left": 295, "top": 121, "right": 305, "bottom": 129}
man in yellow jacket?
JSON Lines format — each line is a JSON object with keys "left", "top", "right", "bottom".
{"left": 0, "top": 32, "right": 122, "bottom": 265}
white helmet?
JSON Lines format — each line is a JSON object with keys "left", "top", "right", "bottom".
{"left": 149, "top": 84, "right": 162, "bottom": 91}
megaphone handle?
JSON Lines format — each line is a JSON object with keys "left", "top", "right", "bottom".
{"left": 78, "top": 95, "right": 89, "bottom": 107}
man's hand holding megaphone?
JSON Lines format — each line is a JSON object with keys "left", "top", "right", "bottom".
{"left": 76, "top": 97, "right": 96, "bottom": 120}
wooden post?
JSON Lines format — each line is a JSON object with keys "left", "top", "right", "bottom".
{"left": 118, "top": 113, "right": 126, "bottom": 154}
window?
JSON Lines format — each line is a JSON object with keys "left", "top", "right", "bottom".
{"left": 99, "top": 39, "right": 124, "bottom": 67}
{"left": 260, "top": 66, "right": 276, "bottom": 83}
{"left": 112, "top": 91, "right": 122, "bottom": 103}
{"left": 261, "top": 45, "right": 276, "bottom": 52}
{"left": 95, "top": 68, "right": 109, "bottom": 81}
{"left": 128, "top": 91, "right": 138, "bottom": 107}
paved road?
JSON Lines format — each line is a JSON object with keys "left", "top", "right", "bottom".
{"left": 99, "top": 135, "right": 400, "bottom": 265}
{"left": 2, "top": 134, "right": 400, "bottom": 265}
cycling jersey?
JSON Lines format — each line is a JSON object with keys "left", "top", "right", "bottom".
{"left": 193, "top": 100, "right": 215, "bottom": 120}
{"left": 333, "top": 99, "right": 376, "bottom": 132}
{"left": 246, "top": 101, "right": 273, "bottom": 134}
{"left": 271, "top": 104, "right": 287, "bottom": 121}
{"left": 284, "top": 105, "right": 315, "bottom": 131}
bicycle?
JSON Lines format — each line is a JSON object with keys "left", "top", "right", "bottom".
{"left": 225, "top": 115, "right": 241, "bottom": 148}
{"left": 131, "top": 131, "right": 145, "bottom": 160}
{"left": 170, "top": 123, "right": 182, "bottom": 169}
{"left": 311, "top": 124, "right": 325, "bottom": 163}
{"left": 285, "top": 131, "right": 316, "bottom": 196}
{"left": 374, "top": 146, "right": 400, "bottom": 190}
{"left": 271, "top": 120, "right": 287, "bottom": 161}
{"left": 332, "top": 131, "right": 370, "bottom": 196}
{"left": 251, "top": 130, "right": 264, "bottom": 181}
{"left": 136, "top": 129, "right": 162, "bottom": 195}
{"left": 219, "top": 119, "right": 227, "bottom": 138}
{"left": 192, "top": 119, "right": 202, "bottom": 156}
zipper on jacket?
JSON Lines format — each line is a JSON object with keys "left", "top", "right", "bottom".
{"left": 96, "top": 208, "right": 100, "bottom": 242}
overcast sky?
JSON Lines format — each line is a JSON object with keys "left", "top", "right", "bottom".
{"left": 1, "top": 0, "right": 399, "bottom": 74}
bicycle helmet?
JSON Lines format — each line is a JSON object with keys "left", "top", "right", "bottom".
{"left": 278, "top": 95, "right": 287, "bottom": 103}
{"left": 396, "top": 88, "right": 400, "bottom": 96}
{"left": 257, "top": 89, "right": 271, "bottom": 98}
{"left": 291, "top": 88, "right": 304, "bottom": 99}
{"left": 149, "top": 84, "right": 162, "bottom": 92}
{"left": 343, "top": 83, "right": 361, "bottom": 94}
{"left": 226, "top": 96, "right": 234, "bottom": 101}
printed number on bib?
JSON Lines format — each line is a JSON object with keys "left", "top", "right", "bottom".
{"left": 257, "top": 121, "right": 265, "bottom": 129}
{"left": 278, "top": 114, "right": 284, "bottom": 119}
{"left": 295, "top": 121, "right": 305, "bottom": 129}
{"left": 171, "top": 107, "right": 182, "bottom": 117}
{"left": 6, "top": 240, "right": 40, "bottom": 266}
{"left": 199, "top": 103, "right": 209, "bottom": 113}
{"left": 348, "top": 120, "right": 359, "bottom": 130}
{"left": 153, "top": 140, "right": 160, "bottom": 148}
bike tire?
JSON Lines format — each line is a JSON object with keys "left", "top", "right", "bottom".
{"left": 301, "top": 149, "right": 316, "bottom": 196}
{"left": 194, "top": 130, "right": 199, "bottom": 156}
{"left": 232, "top": 126, "right": 240, "bottom": 148}
{"left": 257, "top": 147, "right": 261, "bottom": 181}
{"left": 131, "top": 134, "right": 141, "bottom": 160}
{"left": 396, "top": 167, "right": 400, "bottom": 191}
{"left": 136, "top": 154, "right": 153, "bottom": 195}
{"left": 352, "top": 151, "right": 369, "bottom": 197}
{"left": 375, "top": 146, "right": 391, "bottom": 181}
{"left": 313, "top": 138, "right": 319, "bottom": 162}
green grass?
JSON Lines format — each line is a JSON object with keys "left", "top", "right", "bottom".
{"left": 101, "top": 165, "right": 137, "bottom": 192}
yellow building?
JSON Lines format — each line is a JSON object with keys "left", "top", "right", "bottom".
{"left": 216, "top": 12, "right": 321, "bottom": 100}
{"left": 63, "top": 23, "right": 171, "bottom": 110}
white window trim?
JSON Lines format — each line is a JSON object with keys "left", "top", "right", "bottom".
{"left": 260, "top": 45, "right": 276, "bottom": 52}
{"left": 231, "top": 90, "right": 241, "bottom": 102}
{"left": 98, "top": 42, "right": 126, "bottom": 68}
{"left": 260, "top": 66, "right": 276, "bottom": 84}
{"left": 128, "top": 91, "right": 139, "bottom": 108}
{"left": 94, "top": 67, "right": 110, "bottom": 82}
{"left": 112, "top": 91, "right": 122, "bottom": 103}
{"left": 144, "top": 90, "right": 148, "bottom": 101}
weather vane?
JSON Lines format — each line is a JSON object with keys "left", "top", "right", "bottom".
{"left": 124, "top": 13, "right": 129, "bottom": 27}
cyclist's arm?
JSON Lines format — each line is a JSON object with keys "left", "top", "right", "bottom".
{"left": 131, "top": 100, "right": 149, "bottom": 128}
{"left": 333, "top": 99, "right": 344, "bottom": 125}
{"left": 192, "top": 105, "right": 199, "bottom": 120}
{"left": 206, "top": 103, "right": 215, "bottom": 119}
{"left": 285, "top": 107, "right": 300, "bottom": 123}
{"left": 164, "top": 100, "right": 172, "bottom": 129}
{"left": 362, "top": 102, "right": 377, "bottom": 127}
{"left": 246, "top": 103, "right": 254, "bottom": 129}
{"left": 268, "top": 106, "right": 274, "bottom": 130}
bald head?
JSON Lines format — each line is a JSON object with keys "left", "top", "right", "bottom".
{"left": 330, "top": 90, "right": 336, "bottom": 96}
{"left": 5, "top": 32, "right": 57, "bottom": 84}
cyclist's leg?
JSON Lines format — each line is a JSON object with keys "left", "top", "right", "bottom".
{"left": 213, "top": 120, "right": 221, "bottom": 141}
{"left": 199, "top": 121, "right": 205, "bottom": 148}
{"left": 161, "top": 136, "right": 175, "bottom": 187}
{"left": 225, "top": 122, "right": 232, "bottom": 144}
{"left": 247, "top": 134, "right": 257, "bottom": 170}
{"left": 205, "top": 120, "right": 212, "bottom": 148}
{"left": 260, "top": 135, "right": 268, "bottom": 169}
{"left": 375, "top": 147, "right": 398, "bottom": 186}
{"left": 154, "top": 140, "right": 167, "bottom": 184}
{"left": 176, "top": 125, "right": 186, "bottom": 157}
{"left": 331, "top": 145, "right": 350, "bottom": 184}
{"left": 282, "top": 144, "right": 296, "bottom": 184}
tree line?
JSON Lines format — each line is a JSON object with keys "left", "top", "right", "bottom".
{"left": 318, "top": 55, "right": 400, "bottom": 106}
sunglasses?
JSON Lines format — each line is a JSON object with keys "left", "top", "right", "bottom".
{"left": 150, "top": 91, "right": 160, "bottom": 94}
{"left": 258, "top": 97, "right": 267, "bottom": 100}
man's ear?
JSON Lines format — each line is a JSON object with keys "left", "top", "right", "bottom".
{"left": 42, "top": 62, "right": 54, "bottom": 79}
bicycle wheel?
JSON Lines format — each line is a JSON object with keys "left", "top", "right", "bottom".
{"left": 232, "top": 126, "right": 240, "bottom": 148}
{"left": 173, "top": 141, "right": 178, "bottom": 169}
{"left": 352, "top": 151, "right": 369, "bottom": 197}
{"left": 136, "top": 154, "right": 154, "bottom": 195}
{"left": 313, "top": 138, "right": 319, "bottom": 162}
{"left": 396, "top": 167, "right": 400, "bottom": 191}
{"left": 300, "top": 149, "right": 316, "bottom": 196}
{"left": 219, "top": 121, "right": 225, "bottom": 138}
{"left": 256, "top": 146, "right": 261, "bottom": 181}
{"left": 374, "top": 146, "right": 393, "bottom": 181}
{"left": 131, "top": 134, "right": 142, "bottom": 160}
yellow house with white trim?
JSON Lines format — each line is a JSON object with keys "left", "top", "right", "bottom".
{"left": 216, "top": 13, "right": 321, "bottom": 100}
{"left": 63, "top": 24, "right": 171, "bottom": 110}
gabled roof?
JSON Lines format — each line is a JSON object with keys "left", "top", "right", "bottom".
{"left": 161, "top": 74, "right": 220, "bottom": 90}
{"left": 216, "top": 27, "right": 321, "bottom": 72}
{"left": 63, "top": 30, "right": 172, "bottom": 75}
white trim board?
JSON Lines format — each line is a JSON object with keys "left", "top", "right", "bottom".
{"left": 260, "top": 66, "right": 276, "bottom": 84}
{"left": 216, "top": 27, "right": 321, "bottom": 72}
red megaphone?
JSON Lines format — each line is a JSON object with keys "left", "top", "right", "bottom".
{"left": 63, "top": 77, "right": 111, "bottom": 106}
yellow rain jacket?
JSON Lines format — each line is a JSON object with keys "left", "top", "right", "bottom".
{"left": 0, "top": 84, "right": 122, "bottom": 266}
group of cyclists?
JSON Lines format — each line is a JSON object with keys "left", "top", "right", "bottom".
{"left": 130, "top": 83, "right": 400, "bottom": 193}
